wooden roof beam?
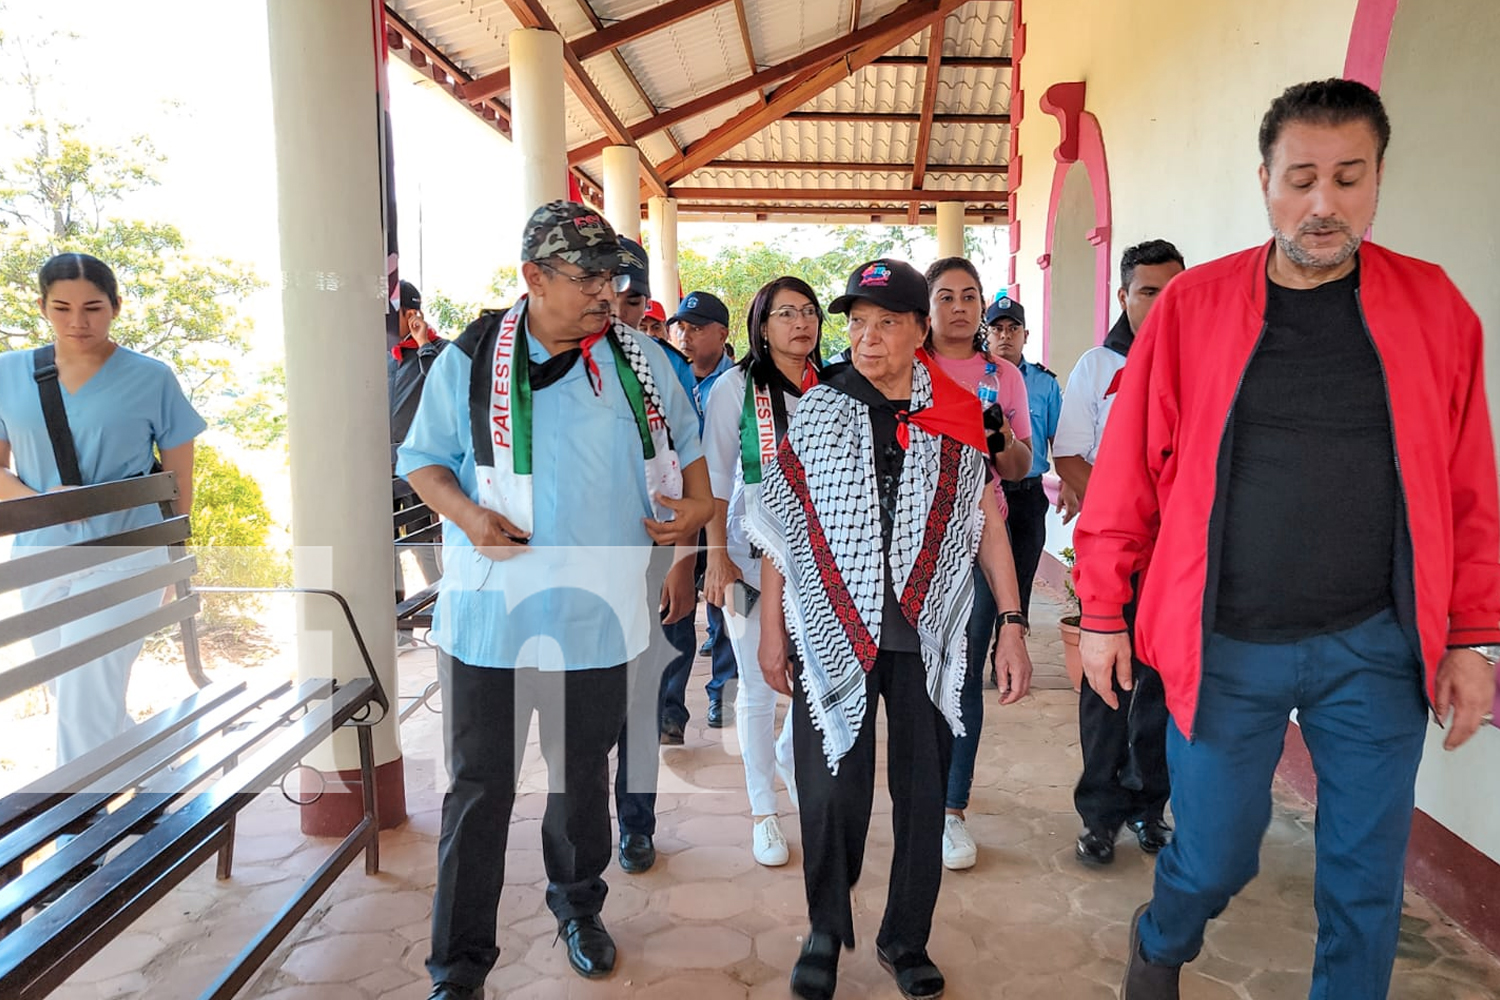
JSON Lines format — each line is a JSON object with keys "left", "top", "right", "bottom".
{"left": 658, "top": 0, "right": 972, "bottom": 183}
{"left": 910, "top": 18, "right": 946, "bottom": 204}
{"left": 702, "top": 159, "right": 1009, "bottom": 174}
{"left": 663, "top": 204, "right": 1009, "bottom": 220}
{"left": 669, "top": 186, "right": 992, "bottom": 202}
{"left": 464, "top": 0, "right": 729, "bottom": 102}
{"left": 783, "top": 112, "right": 1010, "bottom": 123}
{"left": 384, "top": 7, "right": 511, "bottom": 133}
{"left": 873, "top": 55, "right": 1013, "bottom": 67}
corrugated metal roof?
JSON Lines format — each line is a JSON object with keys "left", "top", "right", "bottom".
{"left": 385, "top": 0, "right": 1015, "bottom": 220}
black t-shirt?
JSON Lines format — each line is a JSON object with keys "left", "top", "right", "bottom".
{"left": 1213, "top": 265, "right": 1398, "bottom": 641}
{"left": 870, "top": 401, "right": 922, "bottom": 652}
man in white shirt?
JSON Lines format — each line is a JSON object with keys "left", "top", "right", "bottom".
{"left": 1054, "top": 239, "right": 1185, "bottom": 867}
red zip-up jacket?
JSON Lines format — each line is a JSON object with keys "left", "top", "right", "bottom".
{"left": 1073, "top": 240, "right": 1500, "bottom": 735}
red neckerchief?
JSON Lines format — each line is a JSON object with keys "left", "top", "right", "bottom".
{"left": 391, "top": 335, "right": 421, "bottom": 363}
{"left": 900, "top": 349, "right": 988, "bottom": 453}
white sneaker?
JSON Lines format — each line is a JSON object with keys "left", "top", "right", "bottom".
{"left": 943, "top": 814, "right": 978, "bottom": 870}
{"left": 752, "top": 815, "right": 790, "bottom": 867}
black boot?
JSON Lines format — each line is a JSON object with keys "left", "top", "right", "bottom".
{"left": 789, "top": 931, "right": 841, "bottom": 1000}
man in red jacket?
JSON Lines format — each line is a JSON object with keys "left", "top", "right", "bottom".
{"left": 1075, "top": 79, "right": 1500, "bottom": 1000}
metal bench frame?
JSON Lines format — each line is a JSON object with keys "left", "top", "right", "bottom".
{"left": 0, "top": 474, "right": 389, "bottom": 1000}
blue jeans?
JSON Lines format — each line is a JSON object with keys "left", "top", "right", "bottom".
{"left": 1137, "top": 609, "right": 1427, "bottom": 999}
{"left": 946, "top": 564, "right": 994, "bottom": 810}
{"left": 704, "top": 602, "right": 738, "bottom": 703}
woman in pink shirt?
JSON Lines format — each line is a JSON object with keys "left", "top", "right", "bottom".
{"left": 923, "top": 257, "right": 1032, "bottom": 872}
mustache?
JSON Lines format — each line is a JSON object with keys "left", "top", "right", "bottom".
{"left": 1298, "top": 216, "right": 1352, "bottom": 235}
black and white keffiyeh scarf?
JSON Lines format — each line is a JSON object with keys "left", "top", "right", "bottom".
{"left": 745, "top": 360, "right": 988, "bottom": 774}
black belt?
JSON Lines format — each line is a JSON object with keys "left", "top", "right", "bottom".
{"left": 1002, "top": 476, "right": 1044, "bottom": 493}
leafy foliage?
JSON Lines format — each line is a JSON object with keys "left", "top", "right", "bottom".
{"left": 424, "top": 264, "right": 519, "bottom": 337}
{"left": 189, "top": 442, "right": 290, "bottom": 628}
{"left": 0, "top": 53, "right": 263, "bottom": 409}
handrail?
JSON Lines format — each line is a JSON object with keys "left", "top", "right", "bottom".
{"left": 0, "top": 474, "right": 180, "bottom": 536}
{"left": 191, "top": 586, "right": 390, "bottom": 722}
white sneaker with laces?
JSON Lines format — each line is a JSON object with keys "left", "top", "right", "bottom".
{"left": 752, "top": 815, "right": 790, "bottom": 867}
{"left": 943, "top": 814, "right": 978, "bottom": 870}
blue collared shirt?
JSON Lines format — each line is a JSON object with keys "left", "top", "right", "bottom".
{"left": 396, "top": 329, "right": 703, "bottom": 670}
{"left": 693, "top": 351, "right": 736, "bottom": 429}
{"left": 1019, "top": 359, "right": 1062, "bottom": 479}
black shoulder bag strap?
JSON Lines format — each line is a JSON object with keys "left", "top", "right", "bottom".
{"left": 32, "top": 345, "right": 84, "bottom": 487}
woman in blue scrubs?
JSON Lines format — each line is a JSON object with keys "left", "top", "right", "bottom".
{"left": 0, "top": 253, "right": 206, "bottom": 764}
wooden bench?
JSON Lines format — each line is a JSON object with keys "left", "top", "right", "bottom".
{"left": 0, "top": 473, "right": 388, "bottom": 999}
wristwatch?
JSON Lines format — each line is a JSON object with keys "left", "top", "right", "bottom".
{"left": 998, "top": 610, "right": 1029, "bottom": 635}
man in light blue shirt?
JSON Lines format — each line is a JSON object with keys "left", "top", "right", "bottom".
{"left": 985, "top": 296, "right": 1070, "bottom": 620}
{"left": 664, "top": 290, "right": 740, "bottom": 732}
{"left": 399, "top": 202, "right": 712, "bottom": 1000}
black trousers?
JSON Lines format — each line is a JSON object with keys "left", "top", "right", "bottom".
{"left": 1073, "top": 597, "right": 1170, "bottom": 833}
{"left": 615, "top": 545, "right": 677, "bottom": 836}
{"left": 793, "top": 649, "right": 953, "bottom": 957}
{"left": 426, "top": 654, "right": 628, "bottom": 989}
{"left": 1002, "top": 477, "right": 1050, "bottom": 620}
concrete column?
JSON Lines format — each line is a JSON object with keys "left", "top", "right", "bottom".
{"left": 647, "top": 195, "right": 679, "bottom": 315}
{"left": 603, "top": 145, "right": 642, "bottom": 242}
{"left": 936, "top": 201, "right": 967, "bottom": 259}
{"left": 265, "top": 0, "right": 405, "bottom": 833}
{"left": 510, "top": 28, "right": 567, "bottom": 214}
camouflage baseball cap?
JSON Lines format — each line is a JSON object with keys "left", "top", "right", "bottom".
{"left": 520, "top": 200, "right": 627, "bottom": 272}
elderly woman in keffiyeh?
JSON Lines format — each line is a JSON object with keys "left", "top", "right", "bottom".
{"left": 748, "top": 258, "right": 1033, "bottom": 1000}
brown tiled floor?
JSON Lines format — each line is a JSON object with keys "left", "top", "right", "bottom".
{"left": 39, "top": 589, "right": 1500, "bottom": 999}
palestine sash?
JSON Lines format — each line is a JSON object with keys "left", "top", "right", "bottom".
{"left": 470, "top": 296, "right": 682, "bottom": 533}
{"left": 738, "top": 361, "right": 819, "bottom": 487}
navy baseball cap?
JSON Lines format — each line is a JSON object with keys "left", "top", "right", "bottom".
{"left": 617, "top": 237, "right": 650, "bottom": 297}
{"left": 985, "top": 294, "right": 1025, "bottom": 327}
{"left": 671, "top": 290, "right": 730, "bottom": 327}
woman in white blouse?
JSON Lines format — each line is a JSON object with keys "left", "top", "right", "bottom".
{"left": 701, "top": 276, "right": 824, "bottom": 866}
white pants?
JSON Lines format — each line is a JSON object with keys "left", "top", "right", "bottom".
{"left": 723, "top": 603, "right": 797, "bottom": 816}
{"left": 24, "top": 558, "right": 160, "bottom": 767}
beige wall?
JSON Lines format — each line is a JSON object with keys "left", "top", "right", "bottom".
{"left": 1047, "top": 161, "right": 1100, "bottom": 377}
{"left": 1015, "top": 0, "right": 1359, "bottom": 355}
{"left": 1018, "top": 0, "right": 1500, "bottom": 863}
{"left": 1374, "top": 0, "right": 1500, "bottom": 863}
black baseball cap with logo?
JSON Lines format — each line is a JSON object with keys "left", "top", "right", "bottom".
{"left": 617, "top": 237, "right": 650, "bottom": 297}
{"left": 827, "top": 258, "right": 929, "bottom": 316}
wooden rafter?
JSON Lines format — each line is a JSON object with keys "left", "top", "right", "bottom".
{"left": 570, "top": 0, "right": 963, "bottom": 159}
{"left": 874, "top": 55, "right": 1012, "bottom": 67}
{"left": 664, "top": 204, "right": 1009, "bottom": 220}
{"left": 657, "top": 0, "right": 971, "bottom": 183}
{"left": 569, "top": 0, "right": 687, "bottom": 163}
{"left": 731, "top": 0, "right": 764, "bottom": 106}
{"left": 671, "top": 186, "right": 996, "bottom": 202}
{"left": 462, "top": 0, "right": 729, "bottom": 102}
{"left": 783, "top": 111, "right": 1009, "bottom": 124}
{"left": 503, "top": 0, "right": 669, "bottom": 198}
{"left": 384, "top": 8, "right": 511, "bottom": 133}
{"left": 703, "top": 159, "right": 1009, "bottom": 174}
{"left": 909, "top": 18, "right": 946, "bottom": 221}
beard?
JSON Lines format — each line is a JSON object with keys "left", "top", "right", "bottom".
{"left": 1267, "top": 210, "right": 1369, "bottom": 271}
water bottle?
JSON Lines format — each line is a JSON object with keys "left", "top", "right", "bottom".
{"left": 976, "top": 362, "right": 1001, "bottom": 409}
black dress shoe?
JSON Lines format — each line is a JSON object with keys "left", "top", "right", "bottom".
{"left": 706, "top": 699, "right": 727, "bottom": 728}
{"left": 1076, "top": 827, "right": 1117, "bottom": 866}
{"left": 427, "top": 983, "right": 480, "bottom": 1000}
{"left": 619, "top": 832, "right": 656, "bottom": 873}
{"left": 698, "top": 636, "right": 714, "bottom": 656}
{"left": 1122, "top": 902, "right": 1181, "bottom": 998}
{"left": 1129, "top": 818, "right": 1173, "bottom": 854}
{"left": 558, "top": 915, "right": 616, "bottom": 979}
{"left": 659, "top": 719, "right": 685, "bottom": 745}
{"left": 789, "top": 931, "right": 841, "bottom": 1000}
{"left": 877, "top": 946, "right": 946, "bottom": 999}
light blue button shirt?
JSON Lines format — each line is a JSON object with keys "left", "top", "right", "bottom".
{"left": 1019, "top": 359, "right": 1062, "bottom": 479}
{"left": 396, "top": 326, "right": 703, "bottom": 670}
{"left": 0, "top": 346, "right": 206, "bottom": 549}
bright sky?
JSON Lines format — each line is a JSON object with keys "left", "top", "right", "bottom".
{"left": 0, "top": 0, "right": 1007, "bottom": 356}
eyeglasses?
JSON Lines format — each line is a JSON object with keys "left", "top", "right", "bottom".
{"left": 768, "top": 305, "right": 821, "bottom": 321}
{"left": 535, "top": 258, "right": 631, "bottom": 295}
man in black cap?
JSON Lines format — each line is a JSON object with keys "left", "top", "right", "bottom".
{"left": 399, "top": 200, "right": 712, "bottom": 1000}
{"left": 389, "top": 279, "right": 446, "bottom": 642}
{"left": 663, "top": 290, "right": 741, "bottom": 732}
{"left": 749, "top": 258, "right": 1032, "bottom": 1000}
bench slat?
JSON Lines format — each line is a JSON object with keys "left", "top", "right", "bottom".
{"left": 0, "top": 518, "right": 191, "bottom": 596}
{"left": 0, "top": 554, "right": 196, "bottom": 648}
{"left": 0, "top": 677, "right": 294, "bottom": 871}
{"left": 0, "top": 678, "right": 337, "bottom": 924}
{"left": 0, "top": 680, "right": 374, "bottom": 989}
{"left": 0, "top": 594, "right": 201, "bottom": 703}
{"left": 0, "top": 476, "right": 179, "bottom": 537}
{"left": 0, "top": 680, "right": 251, "bottom": 835}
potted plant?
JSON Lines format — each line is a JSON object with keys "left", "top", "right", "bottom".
{"left": 1058, "top": 546, "right": 1084, "bottom": 692}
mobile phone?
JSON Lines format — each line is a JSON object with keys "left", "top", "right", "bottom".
{"left": 729, "top": 580, "right": 760, "bottom": 616}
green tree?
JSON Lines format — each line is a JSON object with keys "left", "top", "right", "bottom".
{"left": 425, "top": 264, "right": 519, "bottom": 336}
{"left": 0, "top": 52, "right": 263, "bottom": 405}
{"left": 189, "top": 442, "right": 291, "bottom": 632}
